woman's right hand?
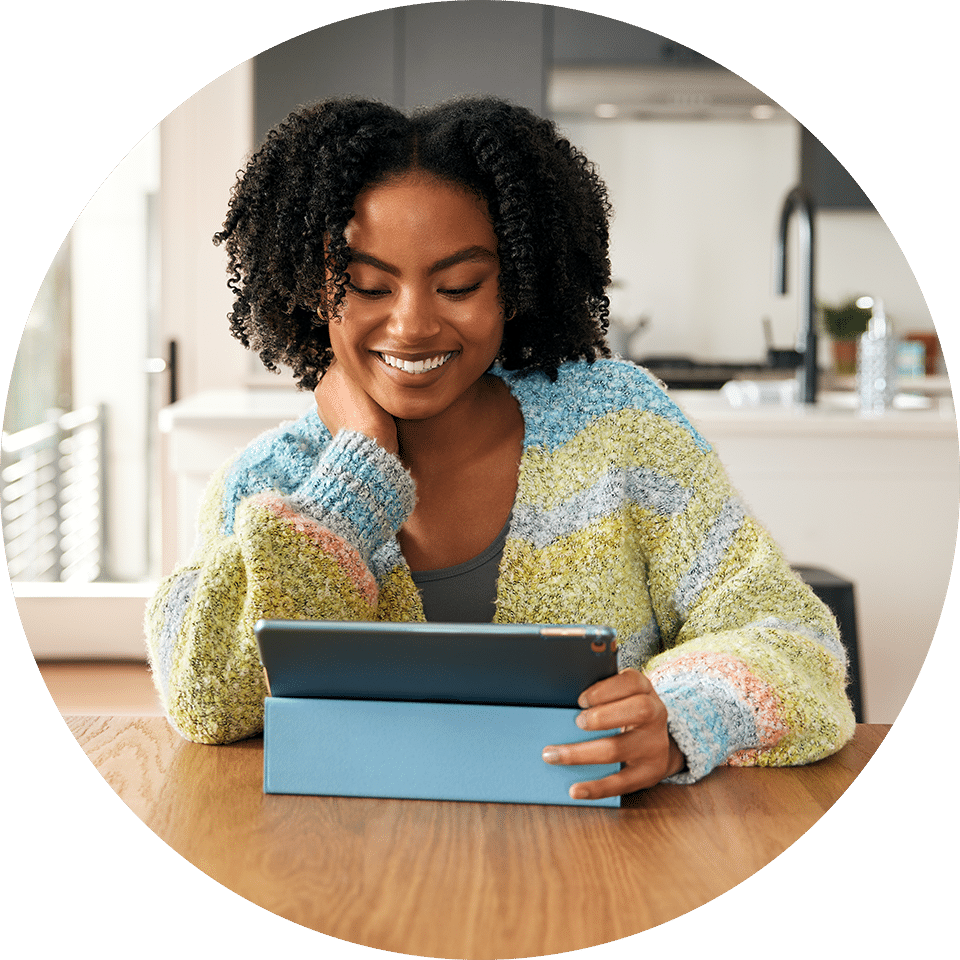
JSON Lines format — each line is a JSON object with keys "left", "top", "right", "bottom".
{"left": 314, "top": 359, "right": 399, "bottom": 456}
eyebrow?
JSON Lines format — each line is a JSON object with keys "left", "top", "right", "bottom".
{"left": 347, "top": 245, "right": 498, "bottom": 276}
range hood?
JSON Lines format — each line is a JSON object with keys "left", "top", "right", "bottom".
{"left": 549, "top": 65, "right": 789, "bottom": 122}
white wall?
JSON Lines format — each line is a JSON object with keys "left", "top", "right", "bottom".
{"left": 158, "top": 62, "right": 256, "bottom": 572}
{"left": 816, "top": 209, "right": 936, "bottom": 336}
{"left": 560, "top": 117, "right": 934, "bottom": 363}
{"left": 159, "top": 60, "right": 255, "bottom": 400}
{"left": 65, "top": 61, "right": 257, "bottom": 584}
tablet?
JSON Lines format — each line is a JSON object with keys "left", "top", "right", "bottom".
{"left": 254, "top": 620, "right": 619, "bottom": 707}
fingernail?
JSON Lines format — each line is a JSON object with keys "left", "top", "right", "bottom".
{"left": 575, "top": 712, "right": 588, "bottom": 729}
{"left": 570, "top": 785, "right": 589, "bottom": 800}
{"left": 542, "top": 747, "right": 560, "bottom": 764}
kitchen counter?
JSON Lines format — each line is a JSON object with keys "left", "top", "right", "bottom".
{"left": 156, "top": 382, "right": 957, "bottom": 438}
{"left": 158, "top": 387, "right": 313, "bottom": 434}
{"left": 671, "top": 387, "right": 956, "bottom": 439}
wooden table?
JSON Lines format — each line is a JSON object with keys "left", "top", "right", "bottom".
{"left": 67, "top": 717, "right": 887, "bottom": 959}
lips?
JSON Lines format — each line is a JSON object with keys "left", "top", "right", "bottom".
{"left": 377, "top": 351, "right": 455, "bottom": 375}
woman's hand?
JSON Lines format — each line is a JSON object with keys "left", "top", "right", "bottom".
{"left": 541, "top": 668, "right": 686, "bottom": 800}
{"left": 314, "top": 359, "right": 399, "bottom": 456}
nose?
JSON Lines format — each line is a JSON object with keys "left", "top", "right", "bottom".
{"left": 384, "top": 283, "right": 442, "bottom": 344}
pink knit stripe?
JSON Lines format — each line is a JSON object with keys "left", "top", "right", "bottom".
{"left": 255, "top": 494, "right": 379, "bottom": 605}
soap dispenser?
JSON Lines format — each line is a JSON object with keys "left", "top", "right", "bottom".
{"left": 857, "top": 297, "right": 898, "bottom": 413}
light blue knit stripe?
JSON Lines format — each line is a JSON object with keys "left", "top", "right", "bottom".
{"left": 220, "top": 423, "right": 287, "bottom": 534}
{"left": 291, "top": 431, "right": 415, "bottom": 562}
{"left": 154, "top": 568, "right": 199, "bottom": 703}
{"left": 654, "top": 670, "right": 763, "bottom": 783}
{"left": 301, "top": 431, "right": 410, "bottom": 522}
{"left": 497, "top": 359, "right": 711, "bottom": 454}
{"left": 511, "top": 465, "right": 690, "bottom": 549}
{"left": 673, "top": 496, "right": 746, "bottom": 617}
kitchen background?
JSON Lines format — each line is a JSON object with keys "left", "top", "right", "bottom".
{"left": 4, "top": 3, "right": 957, "bottom": 727}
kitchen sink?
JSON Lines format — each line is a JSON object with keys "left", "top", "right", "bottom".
{"left": 637, "top": 355, "right": 774, "bottom": 390}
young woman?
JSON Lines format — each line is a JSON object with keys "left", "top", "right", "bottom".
{"left": 145, "top": 96, "right": 854, "bottom": 800}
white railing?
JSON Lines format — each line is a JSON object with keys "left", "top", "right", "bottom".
{"left": 2, "top": 406, "right": 106, "bottom": 582}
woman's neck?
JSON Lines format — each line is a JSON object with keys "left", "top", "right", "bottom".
{"left": 395, "top": 373, "right": 517, "bottom": 474}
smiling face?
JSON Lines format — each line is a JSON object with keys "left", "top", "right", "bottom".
{"left": 327, "top": 172, "right": 506, "bottom": 423}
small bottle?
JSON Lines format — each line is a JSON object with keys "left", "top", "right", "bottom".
{"left": 857, "top": 298, "right": 898, "bottom": 414}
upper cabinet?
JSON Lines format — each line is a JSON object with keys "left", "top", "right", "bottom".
{"left": 551, "top": 8, "right": 872, "bottom": 210}
{"left": 550, "top": 6, "right": 716, "bottom": 67}
{"left": 253, "top": 4, "right": 871, "bottom": 210}
{"left": 254, "top": 4, "right": 548, "bottom": 141}
{"left": 799, "top": 126, "right": 874, "bottom": 210}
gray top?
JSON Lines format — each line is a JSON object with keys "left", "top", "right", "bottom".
{"left": 410, "top": 517, "right": 511, "bottom": 623}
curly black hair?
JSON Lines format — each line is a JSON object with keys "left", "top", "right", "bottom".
{"left": 213, "top": 95, "right": 613, "bottom": 390}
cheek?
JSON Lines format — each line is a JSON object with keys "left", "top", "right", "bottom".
{"left": 328, "top": 306, "right": 372, "bottom": 351}
{"left": 460, "top": 297, "right": 507, "bottom": 343}
{"left": 326, "top": 321, "right": 357, "bottom": 365}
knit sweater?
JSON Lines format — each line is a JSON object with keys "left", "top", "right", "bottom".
{"left": 144, "top": 358, "right": 855, "bottom": 783}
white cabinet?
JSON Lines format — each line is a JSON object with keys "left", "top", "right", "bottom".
{"left": 160, "top": 389, "right": 313, "bottom": 568}
{"left": 673, "top": 389, "right": 958, "bottom": 723}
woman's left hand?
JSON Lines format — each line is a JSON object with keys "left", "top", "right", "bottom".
{"left": 541, "top": 668, "right": 686, "bottom": 800}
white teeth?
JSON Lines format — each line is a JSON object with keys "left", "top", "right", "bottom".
{"left": 380, "top": 352, "right": 453, "bottom": 374}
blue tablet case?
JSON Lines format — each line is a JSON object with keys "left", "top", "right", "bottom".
{"left": 264, "top": 697, "right": 621, "bottom": 807}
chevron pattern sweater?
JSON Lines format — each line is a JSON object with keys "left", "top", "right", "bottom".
{"left": 145, "top": 358, "right": 855, "bottom": 783}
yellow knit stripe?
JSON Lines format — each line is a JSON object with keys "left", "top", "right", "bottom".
{"left": 375, "top": 566, "right": 427, "bottom": 623}
{"left": 516, "top": 408, "right": 706, "bottom": 510}
{"left": 674, "top": 517, "right": 831, "bottom": 642}
{"left": 495, "top": 512, "right": 655, "bottom": 640}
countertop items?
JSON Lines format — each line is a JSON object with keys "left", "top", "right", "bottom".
{"left": 678, "top": 385, "right": 956, "bottom": 438}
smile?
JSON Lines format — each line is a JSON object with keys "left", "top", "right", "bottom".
{"left": 378, "top": 351, "right": 455, "bottom": 375}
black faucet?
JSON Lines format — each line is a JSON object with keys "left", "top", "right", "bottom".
{"left": 775, "top": 186, "right": 818, "bottom": 404}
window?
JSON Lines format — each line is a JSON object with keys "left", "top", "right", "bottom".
{"left": 6, "top": 63, "right": 255, "bottom": 658}
{"left": 4, "top": 129, "right": 162, "bottom": 586}
{"left": 4, "top": 131, "right": 162, "bottom": 656}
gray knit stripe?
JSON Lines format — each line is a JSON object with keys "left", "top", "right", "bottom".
{"left": 673, "top": 496, "right": 746, "bottom": 617}
{"left": 744, "top": 615, "right": 848, "bottom": 667}
{"left": 616, "top": 621, "right": 663, "bottom": 672}
{"left": 511, "top": 466, "right": 690, "bottom": 550}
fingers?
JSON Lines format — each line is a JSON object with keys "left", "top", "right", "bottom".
{"left": 543, "top": 670, "right": 684, "bottom": 800}
{"left": 541, "top": 728, "right": 670, "bottom": 799}
{"left": 542, "top": 728, "right": 678, "bottom": 801}
{"left": 577, "top": 682, "right": 667, "bottom": 735}
{"left": 543, "top": 724, "right": 648, "bottom": 768}
{"left": 568, "top": 766, "right": 658, "bottom": 801}
{"left": 577, "top": 667, "right": 651, "bottom": 708}
{"left": 314, "top": 361, "right": 399, "bottom": 454}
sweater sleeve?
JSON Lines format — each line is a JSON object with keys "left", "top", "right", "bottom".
{"left": 640, "top": 435, "right": 856, "bottom": 783}
{"left": 144, "top": 429, "right": 417, "bottom": 744}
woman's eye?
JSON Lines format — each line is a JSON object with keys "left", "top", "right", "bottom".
{"left": 438, "top": 282, "right": 482, "bottom": 298}
{"left": 346, "top": 280, "right": 484, "bottom": 299}
{"left": 346, "top": 282, "right": 389, "bottom": 298}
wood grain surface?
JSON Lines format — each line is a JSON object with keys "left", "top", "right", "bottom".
{"left": 67, "top": 717, "right": 887, "bottom": 959}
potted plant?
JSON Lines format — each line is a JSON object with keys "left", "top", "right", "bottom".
{"left": 820, "top": 297, "right": 872, "bottom": 374}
